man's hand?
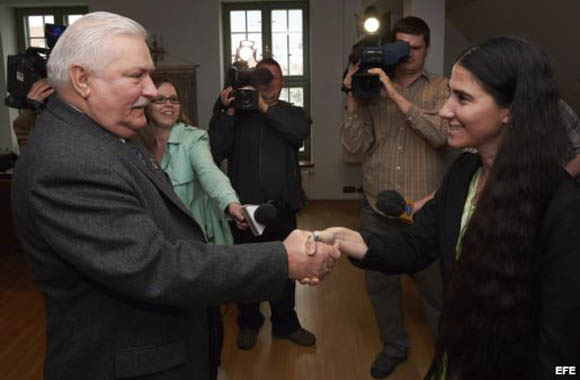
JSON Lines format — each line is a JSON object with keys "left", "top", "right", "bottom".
{"left": 27, "top": 78, "right": 53, "bottom": 103}
{"left": 344, "top": 62, "right": 360, "bottom": 113}
{"left": 227, "top": 202, "right": 248, "bottom": 230}
{"left": 315, "top": 227, "right": 368, "bottom": 260}
{"left": 220, "top": 86, "right": 236, "bottom": 116}
{"left": 367, "top": 68, "right": 411, "bottom": 115}
{"left": 343, "top": 62, "right": 360, "bottom": 91}
{"left": 283, "top": 229, "right": 340, "bottom": 285}
{"left": 367, "top": 68, "right": 397, "bottom": 99}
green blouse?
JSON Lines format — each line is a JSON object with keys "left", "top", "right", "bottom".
{"left": 160, "top": 123, "right": 239, "bottom": 245}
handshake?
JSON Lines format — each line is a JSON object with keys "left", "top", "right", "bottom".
{"left": 283, "top": 227, "right": 368, "bottom": 285}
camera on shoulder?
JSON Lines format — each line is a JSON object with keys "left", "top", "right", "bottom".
{"left": 225, "top": 40, "right": 274, "bottom": 111}
{"left": 348, "top": 40, "right": 409, "bottom": 98}
{"left": 5, "top": 24, "right": 66, "bottom": 109}
{"left": 228, "top": 65, "right": 273, "bottom": 111}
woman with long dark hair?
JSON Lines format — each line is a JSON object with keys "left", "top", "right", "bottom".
{"left": 316, "top": 36, "right": 580, "bottom": 379}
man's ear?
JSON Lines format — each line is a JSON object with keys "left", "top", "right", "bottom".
{"left": 69, "top": 65, "right": 91, "bottom": 98}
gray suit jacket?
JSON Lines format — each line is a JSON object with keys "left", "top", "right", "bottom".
{"left": 11, "top": 96, "right": 288, "bottom": 380}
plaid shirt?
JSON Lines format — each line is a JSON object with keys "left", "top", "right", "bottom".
{"left": 340, "top": 71, "right": 451, "bottom": 211}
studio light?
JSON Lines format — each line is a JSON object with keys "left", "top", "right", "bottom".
{"left": 236, "top": 40, "right": 256, "bottom": 65}
{"left": 362, "top": 6, "right": 380, "bottom": 34}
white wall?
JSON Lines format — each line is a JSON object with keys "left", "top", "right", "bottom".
{"left": 446, "top": 0, "right": 580, "bottom": 113}
{"left": 443, "top": 18, "right": 471, "bottom": 76}
{"left": 305, "top": 0, "right": 363, "bottom": 199}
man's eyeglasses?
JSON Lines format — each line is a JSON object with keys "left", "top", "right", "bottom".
{"left": 152, "top": 95, "right": 180, "bottom": 105}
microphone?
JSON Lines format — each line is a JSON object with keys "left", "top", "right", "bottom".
{"left": 376, "top": 190, "right": 414, "bottom": 224}
{"left": 242, "top": 203, "right": 278, "bottom": 236}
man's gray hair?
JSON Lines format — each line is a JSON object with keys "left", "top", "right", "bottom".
{"left": 47, "top": 11, "right": 147, "bottom": 88}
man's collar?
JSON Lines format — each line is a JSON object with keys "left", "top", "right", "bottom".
{"left": 47, "top": 95, "right": 124, "bottom": 143}
{"left": 419, "top": 69, "right": 432, "bottom": 82}
{"left": 401, "top": 70, "right": 432, "bottom": 88}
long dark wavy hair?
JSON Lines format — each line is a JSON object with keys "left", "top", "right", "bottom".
{"left": 434, "top": 37, "right": 569, "bottom": 379}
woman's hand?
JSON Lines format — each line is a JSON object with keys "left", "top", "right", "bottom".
{"left": 315, "top": 227, "right": 368, "bottom": 260}
{"left": 227, "top": 202, "right": 248, "bottom": 230}
{"left": 27, "top": 78, "right": 54, "bottom": 103}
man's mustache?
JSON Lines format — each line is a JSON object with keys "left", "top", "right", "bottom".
{"left": 131, "top": 97, "right": 150, "bottom": 108}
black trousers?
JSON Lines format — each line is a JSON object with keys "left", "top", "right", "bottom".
{"left": 233, "top": 207, "right": 301, "bottom": 336}
{"left": 360, "top": 197, "right": 442, "bottom": 358}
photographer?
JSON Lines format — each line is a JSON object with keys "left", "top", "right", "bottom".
{"left": 12, "top": 79, "right": 53, "bottom": 149}
{"left": 209, "top": 58, "right": 314, "bottom": 350}
{"left": 339, "top": 16, "right": 449, "bottom": 378}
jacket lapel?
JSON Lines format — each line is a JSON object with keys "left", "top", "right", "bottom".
{"left": 47, "top": 97, "right": 197, "bottom": 223}
{"left": 120, "top": 141, "right": 197, "bottom": 220}
{"left": 444, "top": 154, "right": 481, "bottom": 263}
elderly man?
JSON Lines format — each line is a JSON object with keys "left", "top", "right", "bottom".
{"left": 11, "top": 12, "right": 336, "bottom": 380}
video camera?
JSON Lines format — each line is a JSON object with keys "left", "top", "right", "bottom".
{"left": 5, "top": 23, "right": 66, "bottom": 110}
{"left": 224, "top": 40, "right": 274, "bottom": 111}
{"left": 347, "top": 40, "right": 410, "bottom": 98}
{"left": 227, "top": 64, "right": 274, "bottom": 111}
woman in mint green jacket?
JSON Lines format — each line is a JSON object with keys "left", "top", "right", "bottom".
{"left": 144, "top": 77, "right": 246, "bottom": 245}
{"left": 143, "top": 77, "right": 246, "bottom": 380}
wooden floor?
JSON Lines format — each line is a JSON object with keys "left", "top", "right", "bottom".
{"left": 1, "top": 200, "right": 434, "bottom": 380}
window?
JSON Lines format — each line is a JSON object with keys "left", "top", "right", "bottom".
{"left": 223, "top": 2, "right": 311, "bottom": 163}
{"left": 15, "top": 7, "right": 88, "bottom": 51}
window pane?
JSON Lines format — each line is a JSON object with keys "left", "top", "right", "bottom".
{"left": 67, "top": 15, "right": 83, "bottom": 25}
{"left": 30, "top": 38, "right": 46, "bottom": 48}
{"left": 289, "top": 10, "right": 302, "bottom": 32}
{"left": 289, "top": 32, "right": 302, "bottom": 54}
{"left": 288, "top": 33, "right": 303, "bottom": 75}
{"left": 230, "top": 11, "right": 246, "bottom": 33}
{"left": 272, "top": 33, "right": 288, "bottom": 74}
{"left": 279, "top": 88, "right": 289, "bottom": 102}
{"left": 272, "top": 33, "right": 288, "bottom": 55}
{"left": 247, "top": 33, "right": 262, "bottom": 61}
{"left": 274, "top": 53, "right": 289, "bottom": 75}
{"left": 28, "top": 16, "right": 45, "bottom": 37}
{"left": 289, "top": 55, "right": 303, "bottom": 76}
{"left": 247, "top": 10, "right": 261, "bottom": 32}
{"left": 44, "top": 15, "right": 54, "bottom": 24}
{"left": 289, "top": 87, "right": 304, "bottom": 107}
{"left": 271, "top": 10, "right": 287, "bottom": 32}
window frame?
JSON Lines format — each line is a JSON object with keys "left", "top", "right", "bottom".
{"left": 15, "top": 7, "right": 88, "bottom": 51}
{"left": 222, "top": 1, "right": 311, "bottom": 163}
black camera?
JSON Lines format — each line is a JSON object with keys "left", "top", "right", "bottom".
{"left": 349, "top": 40, "right": 409, "bottom": 98}
{"left": 227, "top": 64, "right": 274, "bottom": 111}
{"left": 4, "top": 24, "right": 66, "bottom": 109}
